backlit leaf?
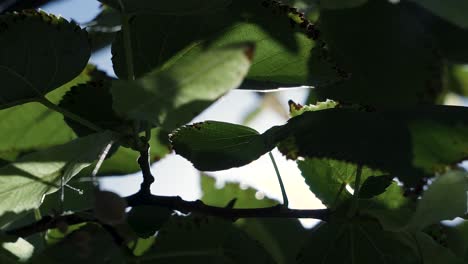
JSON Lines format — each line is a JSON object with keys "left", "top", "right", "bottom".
{"left": 0, "top": 131, "right": 114, "bottom": 215}
{"left": 111, "top": 44, "right": 254, "bottom": 130}
{"left": 297, "top": 158, "right": 384, "bottom": 208}
{"left": 0, "top": 65, "right": 104, "bottom": 161}
{"left": 201, "top": 174, "right": 278, "bottom": 208}
{"left": 171, "top": 121, "right": 274, "bottom": 171}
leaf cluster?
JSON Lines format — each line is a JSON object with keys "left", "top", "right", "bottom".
{"left": 0, "top": 0, "right": 467, "bottom": 263}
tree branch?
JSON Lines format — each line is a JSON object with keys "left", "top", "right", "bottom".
{"left": 5, "top": 194, "right": 329, "bottom": 238}
{"left": 5, "top": 211, "right": 96, "bottom": 238}
{"left": 126, "top": 193, "right": 329, "bottom": 221}
{"left": 138, "top": 141, "right": 155, "bottom": 194}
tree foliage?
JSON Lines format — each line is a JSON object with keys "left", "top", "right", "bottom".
{"left": 0, "top": 0, "right": 468, "bottom": 263}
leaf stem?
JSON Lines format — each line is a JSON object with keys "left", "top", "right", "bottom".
{"left": 269, "top": 152, "right": 289, "bottom": 207}
{"left": 347, "top": 164, "right": 363, "bottom": 218}
{"left": 38, "top": 97, "right": 102, "bottom": 132}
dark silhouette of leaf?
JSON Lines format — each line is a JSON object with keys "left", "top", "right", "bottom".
{"left": 359, "top": 175, "right": 394, "bottom": 199}
{"left": 0, "top": 10, "right": 90, "bottom": 108}
{"left": 298, "top": 219, "right": 419, "bottom": 263}
{"left": 313, "top": 0, "right": 442, "bottom": 106}
{"left": 134, "top": 215, "right": 274, "bottom": 263}
{"left": 273, "top": 106, "right": 468, "bottom": 186}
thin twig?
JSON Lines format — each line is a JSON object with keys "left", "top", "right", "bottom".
{"left": 5, "top": 211, "right": 95, "bottom": 238}
{"left": 268, "top": 152, "right": 289, "bottom": 207}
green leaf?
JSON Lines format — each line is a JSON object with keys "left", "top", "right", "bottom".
{"left": 447, "top": 221, "right": 468, "bottom": 260}
{"left": 19, "top": 72, "right": 168, "bottom": 178}
{"left": 45, "top": 223, "right": 86, "bottom": 245}
{"left": 101, "top": 0, "right": 231, "bottom": 15}
{"left": 201, "top": 174, "right": 278, "bottom": 208}
{"left": 359, "top": 182, "right": 413, "bottom": 231}
{"left": 111, "top": 0, "right": 337, "bottom": 85}
{"left": 359, "top": 175, "right": 394, "bottom": 199}
{"left": 0, "top": 65, "right": 103, "bottom": 161}
{"left": 273, "top": 106, "right": 468, "bottom": 186}
{"left": 314, "top": 0, "right": 442, "bottom": 106}
{"left": 31, "top": 224, "right": 124, "bottom": 264}
{"left": 111, "top": 43, "right": 254, "bottom": 130}
{"left": 127, "top": 205, "right": 172, "bottom": 238}
{"left": 297, "top": 220, "right": 419, "bottom": 263}
{"left": 170, "top": 121, "right": 274, "bottom": 171}
{"left": 173, "top": 105, "right": 468, "bottom": 185}
{"left": 40, "top": 178, "right": 96, "bottom": 215}
{"left": 128, "top": 237, "right": 156, "bottom": 257}
{"left": 134, "top": 215, "right": 274, "bottom": 263}
{"left": 366, "top": 181, "right": 409, "bottom": 210}
{"left": 446, "top": 64, "right": 468, "bottom": 96}
{"left": 0, "top": 131, "right": 114, "bottom": 215}
{"left": 407, "top": 170, "right": 468, "bottom": 230}
{"left": 318, "top": 0, "right": 367, "bottom": 9}
{"left": 239, "top": 218, "right": 307, "bottom": 264}
{"left": 409, "top": 0, "right": 468, "bottom": 29}
{"left": 297, "top": 158, "right": 384, "bottom": 208}
{"left": 413, "top": 232, "right": 465, "bottom": 264}
{"left": 0, "top": 10, "right": 90, "bottom": 108}
{"left": 200, "top": 174, "right": 302, "bottom": 264}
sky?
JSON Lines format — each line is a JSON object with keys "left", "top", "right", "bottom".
{"left": 41, "top": 0, "right": 325, "bottom": 227}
